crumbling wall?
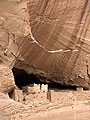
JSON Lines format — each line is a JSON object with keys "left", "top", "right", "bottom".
{"left": 25, "top": 92, "right": 47, "bottom": 104}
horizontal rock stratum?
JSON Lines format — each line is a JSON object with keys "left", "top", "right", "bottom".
{"left": 0, "top": 0, "right": 90, "bottom": 91}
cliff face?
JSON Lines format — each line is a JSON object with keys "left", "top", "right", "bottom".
{"left": 0, "top": 0, "right": 90, "bottom": 92}
{"left": 0, "top": 0, "right": 27, "bottom": 92}
{"left": 26, "top": 0, "right": 90, "bottom": 89}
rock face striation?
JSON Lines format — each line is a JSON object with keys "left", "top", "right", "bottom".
{"left": 0, "top": 0, "right": 90, "bottom": 93}
{"left": 27, "top": 0, "right": 90, "bottom": 89}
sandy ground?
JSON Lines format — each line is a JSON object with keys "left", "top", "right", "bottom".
{"left": 30, "top": 103, "right": 90, "bottom": 120}
{"left": 0, "top": 98, "right": 90, "bottom": 120}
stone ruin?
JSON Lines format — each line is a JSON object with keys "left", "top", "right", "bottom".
{"left": 8, "top": 82, "right": 85, "bottom": 105}
{"left": 22, "top": 84, "right": 48, "bottom": 94}
{"left": 9, "top": 84, "right": 49, "bottom": 104}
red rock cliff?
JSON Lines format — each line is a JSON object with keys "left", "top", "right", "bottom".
{"left": 0, "top": 0, "right": 90, "bottom": 91}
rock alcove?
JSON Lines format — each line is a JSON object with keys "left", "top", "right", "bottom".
{"left": 12, "top": 67, "right": 76, "bottom": 91}
{"left": 12, "top": 67, "right": 42, "bottom": 89}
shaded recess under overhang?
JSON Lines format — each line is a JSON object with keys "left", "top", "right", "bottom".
{"left": 12, "top": 67, "right": 45, "bottom": 89}
{"left": 11, "top": 67, "right": 77, "bottom": 91}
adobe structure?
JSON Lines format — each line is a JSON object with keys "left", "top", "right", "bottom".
{"left": 9, "top": 82, "right": 89, "bottom": 105}
{"left": 22, "top": 84, "right": 48, "bottom": 104}
{"left": 9, "top": 84, "right": 49, "bottom": 104}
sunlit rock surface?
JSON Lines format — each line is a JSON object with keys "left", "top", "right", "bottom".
{"left": 21, "top": 0, "right": 90, "bottom": 89}
{"left": 0, "top": 65, "right": 15, "bottom": 93}
{"left": 0, "top": 0, "right": 90, "bottom": 91}
{"left": 1, "top": 1, "right": 90, "bottom": 120}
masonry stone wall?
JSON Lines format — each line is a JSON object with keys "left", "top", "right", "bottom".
{"left": 22, "top": 84, "right": 48, "bottom": 94}
{"left": 21, "top": 84, "right": 49, "bottom": 104}
{"left": 47, "top": 89, "right": 90, "bottom": 103}
{"left": 47, "top": 90, "right": 74, "bottom": 103}
{"left": 24, "top": 91, "right": 47, "bottom": 104}
{"left": 11, "top": 84, "right": 90, "bottom": 105}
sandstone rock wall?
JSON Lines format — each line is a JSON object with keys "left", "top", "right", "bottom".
{"left": 0, "top": 65, "right": 15, "bottom": 93}
{"left": 0, "top": 0, "right": 90, "bottom": 91}
{"left": 26, "top": 0, "right": 90, "bottom": 89}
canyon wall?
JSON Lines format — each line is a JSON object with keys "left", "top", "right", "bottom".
{"left": 0, "top": 0, "right": 90, "bottom": 92}
{"left": 26, "top": 0, "right": 90, "bottom": 89}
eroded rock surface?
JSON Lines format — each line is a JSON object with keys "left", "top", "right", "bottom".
{"left": 0, "top": 65, "right": 15, "bottom": 93}
{"left": 0, "top": 0, "right": 90, "bottom": 92}
{"left": 0, "top": 90, "right": 90, "bottom": 120}
{"left": 23, "top": 0, "right": 90, "bottom": 89}
{"left": 1, "top": 1, "right": 90, "bottom": 120}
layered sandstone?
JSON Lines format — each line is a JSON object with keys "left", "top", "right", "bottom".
{"left": 26, "top": 0, "right": 90, "bottom": 89}
{"left": 0, "top": 0, "right": 90, "bottom": 93}
{"left": 1, "top": 1, "right": 90, "bottom": 120}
